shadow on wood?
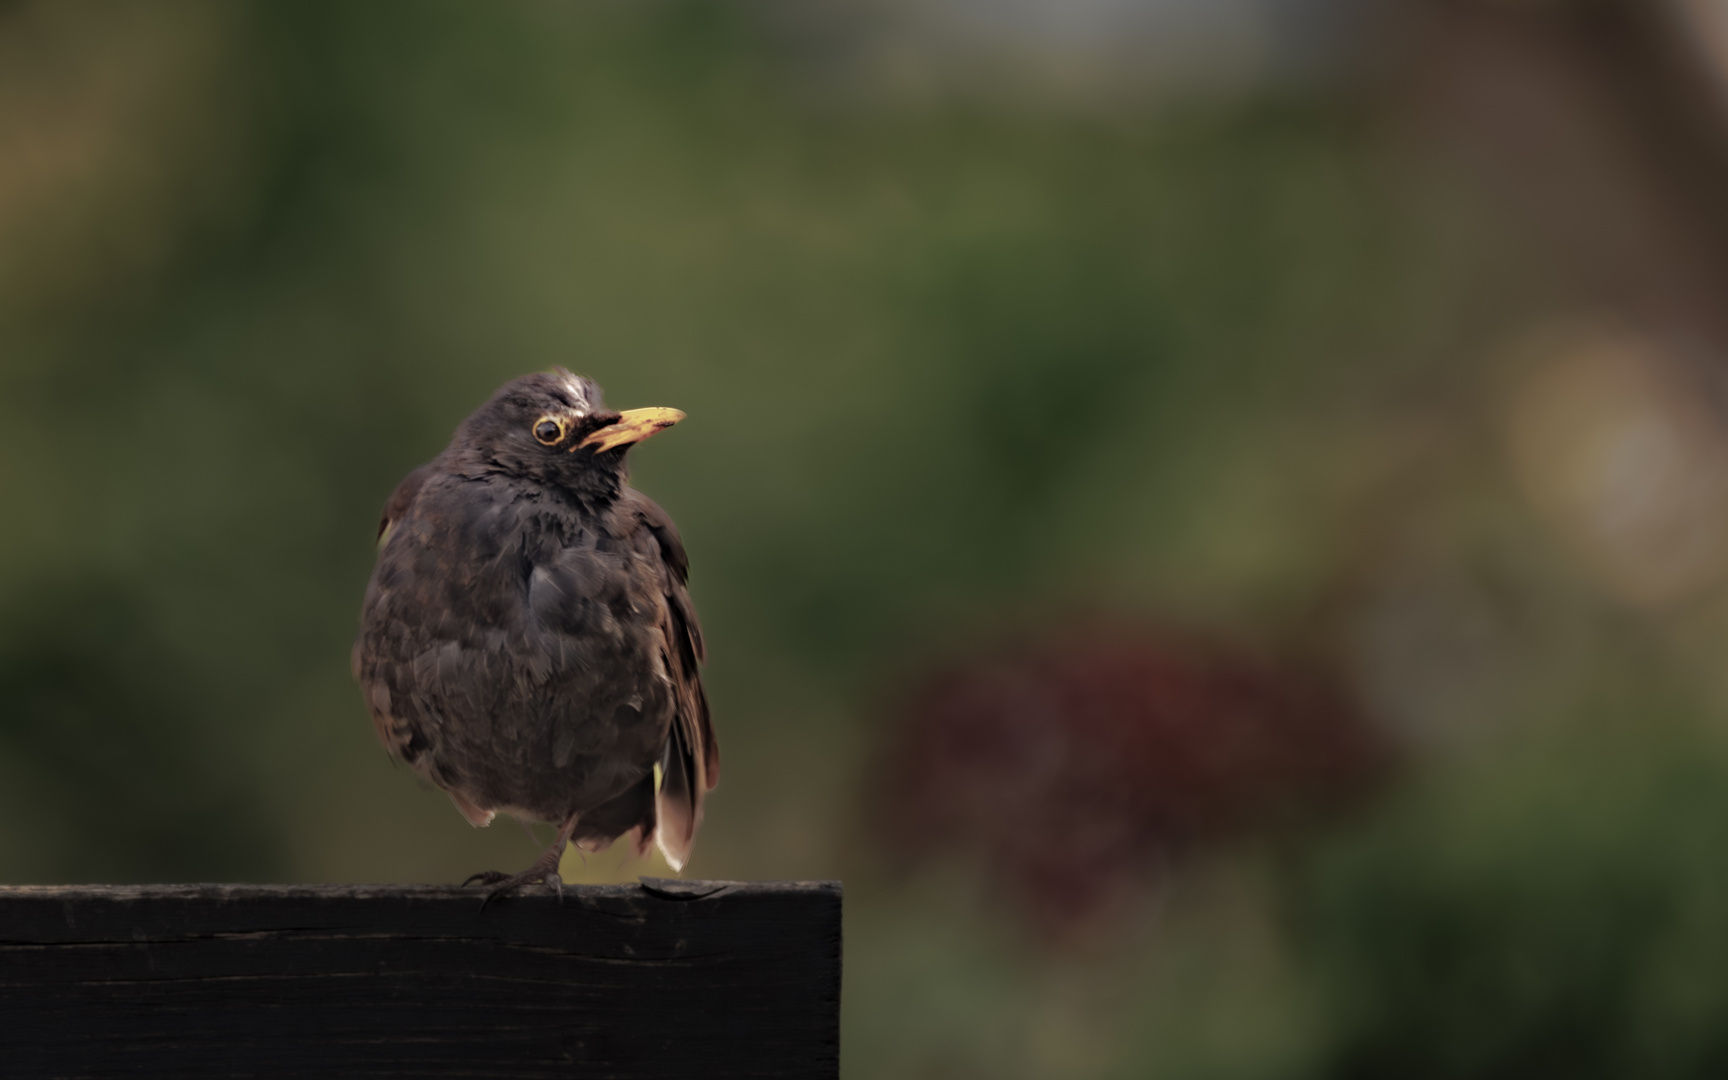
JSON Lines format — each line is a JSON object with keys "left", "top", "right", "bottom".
{"left": 0, "top": 879, "right": 840, "bottom": 1079}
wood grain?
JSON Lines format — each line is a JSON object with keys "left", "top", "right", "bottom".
{"left": 0, "top": 879, "right": 840, "bottom": 1079}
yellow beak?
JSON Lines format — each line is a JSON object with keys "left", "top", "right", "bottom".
{"left": 576, "top": 407, "right": 686, "bottom": 453}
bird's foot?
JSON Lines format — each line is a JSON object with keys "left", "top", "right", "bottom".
{"left": 462, "top": 813, "right": 578, "bottom": 909}
{"left": 463, "top": 864, "right": 563, "bottom": 909}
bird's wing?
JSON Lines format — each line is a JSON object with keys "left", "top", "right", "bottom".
{"left": 355, "top": 461, "right": 437, "bottom": 756}
{"left": 623, "top": 489, "right": 718, "bottom": 871}
{"left": 357, "top": 471, "right": 539, "bottom": 808}
{"left": 375, "top": 462, "right": 435, "bottom": 548}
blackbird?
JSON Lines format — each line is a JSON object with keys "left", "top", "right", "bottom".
{"left": 353, "top": 370, "right": 718, "bottom": 898}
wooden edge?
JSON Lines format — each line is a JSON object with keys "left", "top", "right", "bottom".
{"left": 0, "top": 879, "right": 840, "bottom": 902}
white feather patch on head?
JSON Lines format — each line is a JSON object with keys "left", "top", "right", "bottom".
{"left": 560, "top": 374, "right": 591, "bottom": 419}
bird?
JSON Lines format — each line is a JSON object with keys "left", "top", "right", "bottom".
{"left": 352, "top": 369, "right": 718, "bottom": 899}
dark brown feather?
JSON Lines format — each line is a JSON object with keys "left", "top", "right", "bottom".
{"left": 376, "top": 463, "right": 434, "bottom": 545}
{"left": 624, "top": 489, "right": 717, "bottom": 869}
{"left": 352, "top": 371, "right": 717, "bottom": 871}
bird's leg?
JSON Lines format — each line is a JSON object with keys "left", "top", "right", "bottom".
{"left": 463, "top": 812, "right": 580, "bottom": 907}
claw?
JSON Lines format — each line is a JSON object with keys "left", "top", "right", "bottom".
{"left": 472, "top": 867, "right": 563, "bottom": 910}
{"left": 460, "top": 811, "right": 581, "bottom": 911}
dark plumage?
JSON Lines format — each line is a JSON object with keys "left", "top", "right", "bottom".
{"left": 352, "top": 370, "right": 718, "bottom": 897}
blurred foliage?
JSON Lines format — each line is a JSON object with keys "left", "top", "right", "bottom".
{"left": 2, "top": 1, "right": 1723, "bottom": 1077}
{"left": 0, "top": 578, "right": 280, "bottom": 880}
{"left": 1297, "top": 705, "right": 1728, "bottom": 1080}
{"left": 872, "top": 621, "right": 1390, "bottom": 937}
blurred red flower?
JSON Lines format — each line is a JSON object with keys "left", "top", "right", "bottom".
{"left": 870, "top": 621, "right": 1391, "bottom": 934}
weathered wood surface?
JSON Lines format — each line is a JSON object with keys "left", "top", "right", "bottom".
{"left": 0, "top": 879, "right": 841, "bottom": 1079}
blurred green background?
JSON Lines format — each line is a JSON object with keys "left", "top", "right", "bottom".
{"left": 8, "top": 0, "right": 1728, "bottom": 1075}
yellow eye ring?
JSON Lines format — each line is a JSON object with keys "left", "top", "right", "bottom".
{"left": 532, "top": 416, "right": 566, "bottom": 445}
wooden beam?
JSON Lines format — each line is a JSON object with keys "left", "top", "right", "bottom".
{"left": 0, "top": 880, "right": 841, "bottom": 1079}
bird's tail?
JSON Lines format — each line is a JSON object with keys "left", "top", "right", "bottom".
{"left": 654, "top": 687, "right": 718, "bottom": 872}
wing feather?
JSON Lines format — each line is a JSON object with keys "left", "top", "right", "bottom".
{"left": 626, "top": 490, "right": 718, "bottom": 870}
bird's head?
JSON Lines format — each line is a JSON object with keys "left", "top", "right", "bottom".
{"left": 450, "top": 369, "right": 683, "bottom": 495}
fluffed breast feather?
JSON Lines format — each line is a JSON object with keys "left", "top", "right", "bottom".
{"left": 355, "top": 469, "right": 717, "bottom": 871}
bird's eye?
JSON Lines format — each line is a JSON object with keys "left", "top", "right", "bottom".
{"left": 533, "top": 417, "right": 566, "bottom": 445}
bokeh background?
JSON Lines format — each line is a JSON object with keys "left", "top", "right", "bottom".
{"left": 8, "top": 0, "right": 1728, "bottom": 1075}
